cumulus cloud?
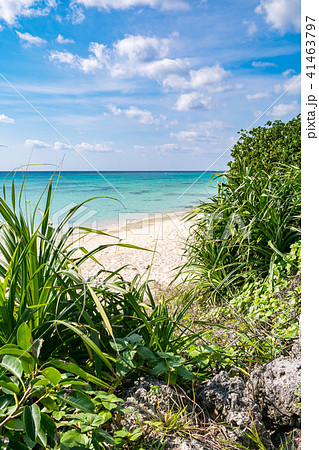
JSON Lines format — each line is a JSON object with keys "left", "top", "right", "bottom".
{"left": 246, "top": 92, "right": 270, "bottom": 101}
{"left": 175, "top": 92, "right": 216, "bottom": 111}
{"left": 67, "top": 0, "right": 85, "bottom": 24}
{"left": 76, "top": 0, "right": 189, "bottom": 12}
{"left": 163, "top": 64, "right": 230, "bottom": 91}
{"left": 267, "top": 101, "right": 299, "bottom": 119}
{"left": 255, "top": 0, "right": 301, "bottom": 34}
{"left": 56, "top": 34, "right": 75, "bottom": 44}
{"left": 49, "top": 34, "right": 231, "bottom": 103}
{"left": 49, "top": 42, "right": 109, "bottom": 73}
{"left": 114, "top": 34, "right": 171, "bottom": 62}
{"left": 0, "top": 0, "right": 55, "bottom": 25}
{"left": 16, "top": 31, "right": 47, "bottom": 46}
{"left": 0, "top": 114, "right": 15, "bottom": 124}
{"left": 107, "top": 105, "right": 160, "bottom": 125}
{"left": 25, "top": 139, "right": 117, "bottom": 152}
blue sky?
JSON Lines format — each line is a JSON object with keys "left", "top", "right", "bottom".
{"left": 0, "top": 0, "right": 301, "bottom": 171}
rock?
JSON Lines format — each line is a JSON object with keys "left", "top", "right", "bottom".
{"left": 247, "top": 356, "right": 301, "bottom": 428}
{"left": 121, "top": 376, "right": 190, "bottom": 423}
{"left": 197, "top": 371, "right": 274, "bottom": 449}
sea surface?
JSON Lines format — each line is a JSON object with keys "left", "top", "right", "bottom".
{"left": 0, "top": 171, "right": 222, "bottom": 228}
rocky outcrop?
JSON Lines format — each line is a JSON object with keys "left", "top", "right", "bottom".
{"left": 247, "top": 356, "right": 301, "bottom": 429}
{"left": 118, "top": 350, "right": 301, "bottom": 449}
{"left": 198, "top": 371, "right": 274, "bottom": 449}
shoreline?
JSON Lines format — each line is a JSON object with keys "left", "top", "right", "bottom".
{"left": 77, "top": 210, "right": 192, "bottom": 291}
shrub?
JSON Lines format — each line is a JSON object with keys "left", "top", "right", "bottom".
{"left": 180, "top": 164, "right": 300, "bottom": 304}
{"left": 228, "top": 115, "right": 301, "bottom": 174}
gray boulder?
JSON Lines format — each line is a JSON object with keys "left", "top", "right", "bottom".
{"left": 197, "top": 371, "right": 274, "bottom": 449}
{"left": 247, "top": 356, "right": 301, "bottom": 428}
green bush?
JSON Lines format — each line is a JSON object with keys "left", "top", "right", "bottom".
{"left": 180, "top": 164, "right": 300, "bottom": 304}
{"left": 208, "top": 242, "right": 301, "bottom": 369}
{"left": 228, "top": 115, "right": 300, "bottom": 174}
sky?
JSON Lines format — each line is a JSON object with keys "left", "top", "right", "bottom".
{"left": 0, "top": 0, "right": 301, "bottom": 171}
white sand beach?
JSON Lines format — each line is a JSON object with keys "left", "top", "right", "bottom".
{"left": 77, "top": 211, "right": 192, "bottom": 291}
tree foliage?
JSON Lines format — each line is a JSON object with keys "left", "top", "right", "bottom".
{"left": 228, "top": 114, "right": 301, "bottom": 174}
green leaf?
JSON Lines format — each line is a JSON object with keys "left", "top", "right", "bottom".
{"left": 42, "top": 367, "right": 62, "bottom": 385}
{"left": 137, "top": 346, "right": 157, "bottom": 361}
{"left": 5, "top": 418, "right": 24, "bottom": 431}
{"left": 55, "top": 390, "right": 95, "bottom": 413}
{"left": 0, "top": 379, "right": 19, "bottom": 394}
{"left": 116, "top": 349, "right": 136, "bottom": 377}
{"left": 49, "top": 359, "right": 111, "bottom": 388}
{"left": 177, "top": 366, "right": 194, "bottom": 380}
{"left": 23, "top": 404, "right": 41, "bottom": 442}
{"left": 0, "top": 345, "right": 34, "bottom": 365}
{"left": 40, "top": 396, "right": 56, "bottom": 412}
{"left": 0, "top": 355, "right": 23, "bottom": 378}
{"left": 21, "top": 356, "right": 35, "bottom": 375}
{"left": 7, "top": 441, "right": 29, "bottom": 450}
{"left": 93, "top": 428, "right": 115, "bottom": 445}
{"left": 40, "top": 412, "right": 56, "bottom": 438}
{"left": 36, "top": 425, "right": 47, "bottom": 448}
{"left": 152, "top": 361, "right": 168, "bottom": 375}
{"left": 60, "top": 429, "right": 90, "bottom": 448}
{"left": 17, "top": 323, "right": 32, "bottom": 351}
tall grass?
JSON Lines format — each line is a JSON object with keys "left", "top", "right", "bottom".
{"left": 0, "top": 172, "right": 128, "bottom": 374}
{"left": 179, "top": 164, "right": 301, "bottom": 305}
{"left": 0, "top": 171, "right": 201, "bottom": 382}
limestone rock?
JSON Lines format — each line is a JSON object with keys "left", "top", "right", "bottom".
{"left": 247, "top": 356, "right": 301, "bottom": 428}
{"left": 197, "top": 371, "right": 274, "bottom": 449}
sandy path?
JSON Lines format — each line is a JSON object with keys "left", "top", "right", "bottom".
{"left": 74, "top": 212, "right": 192, "bottom": 290}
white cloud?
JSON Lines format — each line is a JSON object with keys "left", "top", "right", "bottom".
{"left": 282, "top": 74, "right": 301, "bottom": 95}
{"left": 136, "top": 58, "right": 189, "bottom": 83}
{"left": 163, "top": 64, "right": 230, "bottom": 91}
{"left": 49, "top": 34, "right": 231, "bottom": 100}
{"left": 0, "top": 114, "right": 15, "bottom": 124}
{"left": 16, "top": 31, "right": 47, "bottom": 47}
{"left": 56, "top": 34, "right": 75, "bottom": 44}
{"left": 267, "top": 101, "right": 299, "bottom": 119}
{"left": 107, "top": 105, "right": 159, "bottom": 125}
{"left": 0, "top": 0, "right": 55, "bottom": 25}
{"left": 175, "top": 92, "right": 216, "bottom": 111}
{"left": 275, "top": 74, "right": 301, "bottom": 95}
{"left": 25, "top": 139, "right": 117, "bottom": 152}
{"left": 256, "top": 0, "right": 301, "bottom": 34}
{"left": 67, "top": 0, "right": 85, "bottom": 24}
{"left": 76, "top": 0, "right": 189, "bottom": 12}
{"left": 114, "top": 34, "right": 171, "bottom": 62}
{"left": 75, "top": 141, "right": 117, "bottom": 152}
{"left": 246, "top": 92, "right": 270, "bottom": 101}
{"left": 49, "top": 42, "right": 109, "bottom": 73}
{"left": 243, "top": 20, "right": 258, "bottom": 36}
{"left": 171, "top": 120, "right": 229, "bottom": 143}
{"left": 282, "top": 68, "right": 295, "bottom": 77}
{"left": 252, "top": 61, "right": 277, "bottom": 68}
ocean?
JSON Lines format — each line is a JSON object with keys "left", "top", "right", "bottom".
{"left": 0, "top": 171, "right": 222, "bottom": 228}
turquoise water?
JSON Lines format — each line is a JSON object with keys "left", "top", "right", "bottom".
{"left": 0, "top": 171, "right": 221, "bottom": 227}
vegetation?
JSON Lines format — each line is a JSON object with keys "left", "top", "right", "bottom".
{"left": 227, "top": 115, "right": 300, "bottom": 174}
{"left": 0, "top": 115, "right": 301, "bottom": 448}
{"left": 179, "top": 164, "right": 300, "bottom": 304}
